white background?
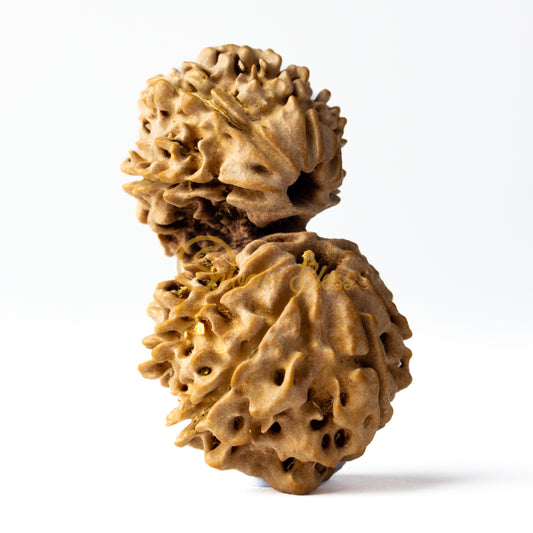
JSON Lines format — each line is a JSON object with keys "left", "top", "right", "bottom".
{"left": 1, "top": 1, "right": 532, "bottom": 531}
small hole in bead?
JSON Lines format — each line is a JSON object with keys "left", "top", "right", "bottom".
{"left": 233, "top": 416, "right": 244, "bottom": 431}
{"left": 209, "top": 435, "right": 220, "bottom": 450}
{"left": 282, "top": 457, "right": 296, "bottom": 472}
{"left": 380, "top": 333, "right": 389, "bottom": 350}
{"left": 274, "top": 369, "right": 285, "bottom": 386}
{"left": 315, "top": 463, "right": 327, "bottom": 475}
{"left": 268, "top": 422, "right": 281, "bottom": 434}
{"left": 398, "top": 360, "right": 404, "bottom": 368}
{"left": 183, "top": 346, "right": 194, "bottom": 357}
{"left": 310, "top": 417, "right": 327, "bottom": 430}
{"left": 334, "top": 429, "right": 349, "bottom": 448}
{"left": 287, "top": 172, "right": 320, "bottom": 208}
{"left": 163, "top": 280, "right": 180, "bottom": 291}
{"left": 340, "top": 393, "right": 347, "bottom": 406}
{"left": 231, "top": 446, "right": 239, "bottom": 454}
{"left": 321, "top": 434, "right": 330, "bottom": 450}
{"left": 198, "top": 367, "right": 212, "bottom": 376}
{"left": 232, "top": 56, "right": 241, "bottom": 75}
{"left": 142, "top": 121, "right": 151, "bottom": 133}
{"left": 160, "top": 110, "right": 169, "bottom": 117}
{"left": 181, "top": 384, "right": 188, "bottom": 392}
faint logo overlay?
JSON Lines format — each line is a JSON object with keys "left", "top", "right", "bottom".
{"left": 178, "top": 236, "right": 359, "bottom": 294}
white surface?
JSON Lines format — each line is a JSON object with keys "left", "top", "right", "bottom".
{"left": 1, "top": 1, "right": 532, "bottom": 532}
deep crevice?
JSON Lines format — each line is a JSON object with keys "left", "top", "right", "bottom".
{"left": 340, "top": 392, "right": 347, "bottom": 407}
{"left": 209, "top": 435, "right": 220, "bottom": 451}
{"left": 233, "top": 416, "right": 244, "bottom": 431}
{"left": 315, "top": 463, "right": 327, "bottom": 475}
{"left": 334, "top": 429, "right": 349, "bottom": 448}
{"left": 287, "top": 171, "right": 320, "bottom": 207}
{"left": 268, "top": 422, "right": 281, "bottom": 435}
{"left": 282, "top": 457, "right": 296, "bottom": 472}
{"left": 310, "top": 417, "right": 328, "bottom": 430}
{"left": 274, "top": 369, "right": 285, "bottom": 386}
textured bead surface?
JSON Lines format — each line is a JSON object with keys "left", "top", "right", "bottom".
{"left": 139, "top": 232, "right": 412, "bottom": 494}
{"left": 121, "top": 45, "right": 346, "bottom": 256}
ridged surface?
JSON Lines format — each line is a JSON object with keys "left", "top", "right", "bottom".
{"left": 121, "top": 44, "right": 346, "bottom": 256}
{"left": 139, "top": 233, "right": 412, "bottom": 494}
